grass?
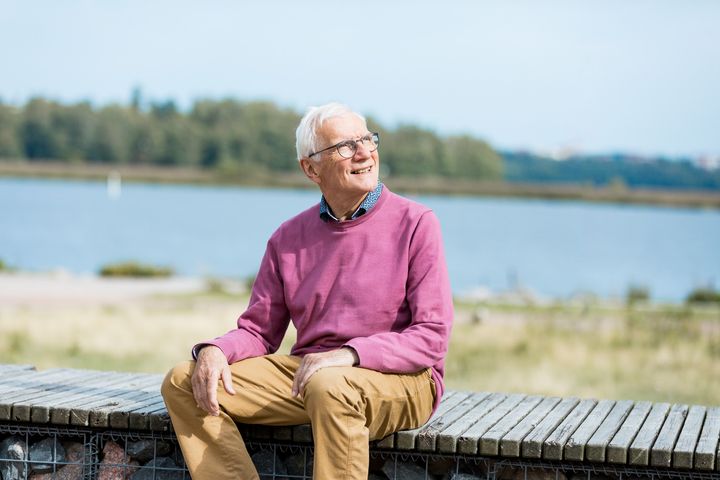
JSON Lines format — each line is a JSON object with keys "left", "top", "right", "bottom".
{"left": 1, "top": 292, "right": 718, "bottom": 405}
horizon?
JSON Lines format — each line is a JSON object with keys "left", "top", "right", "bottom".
{"left": 2, "top": 0, "right": 719, "bottom": 158}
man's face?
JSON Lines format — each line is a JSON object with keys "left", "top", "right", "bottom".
{"left": 304, "top": 114, "right": 379, "bottom": 199}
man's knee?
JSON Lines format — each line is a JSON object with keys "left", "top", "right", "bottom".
{"left": 303, "top": 367, "right": 363, "bottom": 411}
{"left": 161, "top": 360, "right": 195, "bottom": 400}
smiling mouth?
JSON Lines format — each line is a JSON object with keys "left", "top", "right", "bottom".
{"left": 351, "top": 166, "right": 372, "bottom": 175}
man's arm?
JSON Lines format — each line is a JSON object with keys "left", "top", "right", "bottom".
{"left": 343, "top": 211, "right": 453, "bottom": 373}
{"left": 191, "top": 239, "right": 291, "bottom": 414}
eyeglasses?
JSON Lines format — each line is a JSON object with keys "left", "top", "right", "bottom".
{"left": 308, "top": 132, "right": 380, "bottom": 159}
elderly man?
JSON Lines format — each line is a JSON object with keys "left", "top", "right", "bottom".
{"left": 161, "top": 103, "right": 453, "bottom": 479}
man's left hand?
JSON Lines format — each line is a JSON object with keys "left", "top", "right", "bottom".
{"left": 291, "top": 347, "right": 358, "bottom": 398}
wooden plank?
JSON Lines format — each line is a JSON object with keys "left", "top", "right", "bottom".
{"left": 606, "top": 401, "right": 652, "bottom": 464}
{"left": 543, "top": 398, "right": 597, "bottom": 461}
{"left": 79, "top": 374, "right": 162, "bottom": 427}
{"left": 457, "top": 393, "right": 525, "bottom": 455}
{"left": 390, "top": 391, "right": 459, "bottom": 449}
{"left": 695, "top": 406, "right": 720, "bottom": 470}
{"left": 673, "top": 405, "right": 706, "bottom": 469}
{"left": 417, "top": 392, "right": 490, "bottom": 452}
{"left": 521, "top": 397, "right": 580, "bottom": 458}
{"left": 0, "top": 368, "right": 75, "bottom": 400}
{"left": 628, "top": 402, "right": 671, "bottom": 466}
{"left": 16, "top": 370, "right": 116, "bottom": 422}
{"left": 0, "top": 369, "right": 89, "bottom": 419}
{"left": 44, "top": 371, "right": 146, "bottom": 425}
{"left": 109, "top": 390, "right": 165, "bottom": 429}
{"left": 650, "top": 403, "right": 689, "bottom": 467}
{"left": 0, "top": 364, "right": 35, "bottom": 374}
{"left": 127, "top": 400, "right": 169, "bottom": 430}
{"left": 564, "top": 399, "right": 615, "bottom": 461}
{"left": 500, "top": 396, "right": 561, "bottom": 457}
{"left": 0, "top": 366, "right": 37, "bottom": 382}
{"left": 479, "top": 395, "right": 543, "bottom": 456}
{"left": 436, "top": 393, "right": 507, "bottom": 454}
{"left": 585, "top": 399, "right": 635, "bottom": 462}
{"left": 395, "top": 391, "right": 471, "bottom": 450}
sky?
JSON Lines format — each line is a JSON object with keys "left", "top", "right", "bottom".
{"left": 1, "top": 0, "right": 719, "bottom": 158}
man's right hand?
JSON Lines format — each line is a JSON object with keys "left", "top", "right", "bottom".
{"left": 191, "top": 345, "right": 236, "bottom": 416}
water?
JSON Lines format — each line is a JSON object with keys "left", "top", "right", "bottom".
{"left": 1, "top": 177, "right": 718, "bottom": 301}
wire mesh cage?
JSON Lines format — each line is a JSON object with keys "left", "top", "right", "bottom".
{"left": 1, "top": 423, "right": 718, "bottom": 480}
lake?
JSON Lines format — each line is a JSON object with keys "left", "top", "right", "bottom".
{"left": 1, "top": 177, "right": 718, "bottom": 302}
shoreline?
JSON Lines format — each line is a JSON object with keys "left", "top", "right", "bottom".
{"left": 2, "top": 160, "right": 720, "bottom": 209}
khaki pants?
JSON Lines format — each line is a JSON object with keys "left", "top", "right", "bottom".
{"left": 161, "top": 354, "right": 435, "bottom": 480}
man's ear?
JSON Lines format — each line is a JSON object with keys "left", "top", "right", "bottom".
{"left": 300, "top": 158, "right": 321, "bottom": 185}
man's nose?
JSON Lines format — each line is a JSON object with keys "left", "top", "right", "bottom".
{"left": 353, "top": 141, "right": 372, "bottom": 159}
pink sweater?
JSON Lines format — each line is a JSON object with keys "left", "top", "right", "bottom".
{"left": 201, "top": 187, "right": 453, "bottom": 410}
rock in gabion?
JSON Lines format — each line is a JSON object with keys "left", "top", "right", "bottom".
{"left": 131, "top": 457, "right": 184, "bottom": 480}
{"left": 29, "top": 438, "right": 66, "bottom": 473}
{"left": 251, "top": 449, "right": 287, "bottom": 479}
{"left": 29, "top": 442, "right": 84, "bottom": 480}
{"left": 0, "top": 436, "right": 28, "bottom": 480}
{"left": 98, "top": 441, "right": 138, "bottom": 480}
{"left": 381, "top": 459, "right": 428, "bottom": 480}
{"left": 125, "top": 440, "right": 172, "bottom": 463}
{"left": 368, "top": 473, "right": 388, "bottom": 480}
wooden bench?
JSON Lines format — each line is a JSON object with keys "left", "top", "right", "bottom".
{"left": 1, "top": 363, "right": 718, "bottom": 479}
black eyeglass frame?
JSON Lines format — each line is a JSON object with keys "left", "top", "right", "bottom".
{"left": 307, "top": 132, "right": 380, "bottom": 159}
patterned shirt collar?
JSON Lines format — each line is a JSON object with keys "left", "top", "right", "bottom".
{"left": 319, "top": 182, "right": 384, "bottom": 222}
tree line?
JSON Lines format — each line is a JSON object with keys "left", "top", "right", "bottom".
{"left": 0, "top": 97, "right": 502, "bottom": 180}
{"left": 0, "top": 96, "right": 717, "bottom": 190}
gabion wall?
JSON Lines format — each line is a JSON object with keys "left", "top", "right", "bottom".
{"left": 1, "top": 423, "right": 717, "bottom": 480}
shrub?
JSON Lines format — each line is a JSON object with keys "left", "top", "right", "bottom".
{"left": 626, "top": 285, "right": 650, "bottom": 306}
{"left": 99, "top": 261, "right": 173, "bottom": 278}
{"left": 686, "top": 287, "right": 720, "bottom": 304}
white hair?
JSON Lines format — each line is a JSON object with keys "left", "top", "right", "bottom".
{"left": 295, "top": 102, "right": 366, "bottom": 161}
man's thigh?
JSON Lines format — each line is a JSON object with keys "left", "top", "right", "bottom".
{"left": 220, "top": 354, "right": 309, "bottom": 426}
{"left": 304, "top": 366, "right": 436, "bottom": 440}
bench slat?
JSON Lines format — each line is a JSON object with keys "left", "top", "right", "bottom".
{"left": 628, "top": 402, "right": 671, "bottom": 465}
{"left": 436, "top": 392, "right": 507, "bottom": 454}
{"left": 457, "top": 393, "right": 525, "bottom": 455}
{"left": 479, "top": 395, "right": 543, "bottom": 456}
{"left": 564, "top": 399, "right": 615, "bottom": 461}
{"left": 672, "top": 405, "right": 706, "bottom": 469}
{"left": 542, "top": 398, "right": 597, "bottom": 461}
{"left": 0, "top": 369, "right": 88, "bottom": 419}
{"left": 395, "top": 391, "right": 471, "bottom": 450}
{"left": 500, "top": 396, "right": 561, "bottom": 457}
{"left": 606, "top": 401, "right": 652, "bottom": 464}
{"left": 21, "top": 370, "right": 125, "bottom": 422}
{"left": 650, "top": 403, "right": 689, "bottom": 467}
{"left": 695, "top": 406, "right": 720, "bottom": 470}
{"left": 586, "top": 399, "right": 635, "bottom": 462}
{"left": 417, "top": 392, "right": 489, "bottom": 452}
{"left": 521, "top": 397, "right": 580, "bottom": 459}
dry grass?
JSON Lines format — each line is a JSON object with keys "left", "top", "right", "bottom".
{"left": 1, "top": 292, "right": 718, "bottom": 405}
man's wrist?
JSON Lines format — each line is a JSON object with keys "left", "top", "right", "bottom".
{"left": 343, "top": 347, "right": 360, "bottom": 366}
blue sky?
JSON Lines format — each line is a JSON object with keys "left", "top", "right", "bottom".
{"left": 2, "top": 0, "right": 719, "bottom": 157}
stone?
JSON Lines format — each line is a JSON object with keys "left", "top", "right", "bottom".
{"left": 29, "top": 442, "right": 84, "bottom": 480}
{"left": 125, "top": 440, "right": 172, "bottom": 463}
{"left": 29, "top": 438, "right": 66, "bottom": 473}
{"left": 284, "top": 452, "right": 312, "bottom": 477}
{"left": 98, "top": 441, "right": 138, "bottom": 480}
{"left": 0, "top": 436, "right": 28, "bottom": 480}
{"left": 381, "top": 459, "right": 428, "bottom": 480}
{"left": 131, "top": 457, "right": 184, "bottom": 480}
{"left": 251, "top": 449, "right": 287, "bottom": 480}
{"left": 368, "top": 474, "right": 388, "bottom": 480}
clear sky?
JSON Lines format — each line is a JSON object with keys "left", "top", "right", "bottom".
{"left": 2, "top": 0, "right": 719, "bottom": 157}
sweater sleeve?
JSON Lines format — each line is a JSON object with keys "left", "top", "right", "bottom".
{"left": 344, "top": 211, "right": 453, "bottom": 373}
{"left": 193, "top": 238, "right": 291, "bottom": 364}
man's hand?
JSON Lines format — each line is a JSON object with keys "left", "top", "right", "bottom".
{"left": 291, "top": 347, "right": 358, "bottom": 398}
{"left": 191, "top": 345, "right": 236, "bottom": 416}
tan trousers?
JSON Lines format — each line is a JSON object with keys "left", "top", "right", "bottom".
{"left": 161, "top": 354, "right": 435, "bottom": 480}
